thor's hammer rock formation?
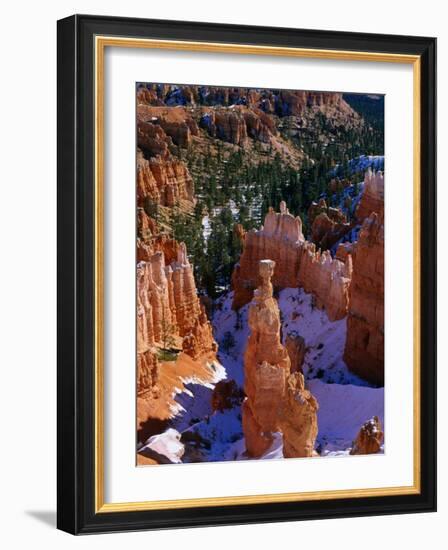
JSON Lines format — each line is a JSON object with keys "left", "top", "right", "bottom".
{"left": 242, "top": 259, "right": 291, "bottom": 457}
{"left": 242, "top": 260, "right": 318, "bottom": 458}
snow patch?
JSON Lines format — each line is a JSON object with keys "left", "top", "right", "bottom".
{"left": 308, "top": 379, "right": 384, "bottom": 454}
{"left": 140, "top": 428, "right": 185, "bottom": 463}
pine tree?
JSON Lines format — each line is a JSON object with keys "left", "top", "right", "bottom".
{"left": 160, "top": 306, "right": 176, "bottom": 352}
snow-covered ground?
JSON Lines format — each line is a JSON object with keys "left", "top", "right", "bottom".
{"left": 143, "top": 288, "right": 384, "bottom": 463}
{"left": 277, "top": 288, "right": 370, "bottom": 386}
{"left": 309, "top": 379, "right": 384, "bottom": 455}
{"left": 139, "top": 428, "right": 185, "bottom": 463}
{"left": 171, "top": 288, "right": 384, "bottom": 463}
{"left": 168, "top": 360, "right": 227, "bottom": 432}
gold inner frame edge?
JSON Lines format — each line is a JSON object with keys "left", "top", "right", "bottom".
{"left": 94, "top": 35, "right": 421, "bottom": 513}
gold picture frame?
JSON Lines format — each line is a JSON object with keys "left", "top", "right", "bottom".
{"left": 58, "top": 15, "right": 436, "bottom": 534}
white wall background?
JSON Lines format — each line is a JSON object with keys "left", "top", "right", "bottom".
{"left": 0, "top": 0, "right": 444, "bottom": 547}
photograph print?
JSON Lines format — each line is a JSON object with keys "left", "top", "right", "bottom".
{"left": 136, "top": 83, "right": 385, "bottom": 466}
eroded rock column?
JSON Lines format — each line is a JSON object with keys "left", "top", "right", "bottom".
{"left": 279, "top": 372, "right": 319, "bottom": 458}
{"left": 344, "top": 212, "right": 384, "bottom": 384}
{"left": 242, "top": 260, "right": 291, "bottom": 457}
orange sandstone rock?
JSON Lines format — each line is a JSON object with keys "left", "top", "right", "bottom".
{"left": 344, "top": 212, "right": 384, "bottom": 384}
{"left": 279, "top": 372, "right": 319, "bottom": 458}
{"left": 285, "top": 332, "right": 306, "bottom": 373}
{"left": 335, "top": 242, "right": 353, "bottom": 263}
{"left": 137, "top": 241, "right": 216, "bottom": 385}
{"left": 137, "top": 151, "right": 194, "bottom": 207}
{"left": 356, "top": 170, "right": 384, "bottom": 222}
{"left": 232, "top": 202, "right": 304, "bottom": 309}
{"left": 232, "top": 202, "right": 352, "bottom": 321}
{"left": 136, "top": 104, "right": 195, "bottom": 208}
{"left": 137, "top": 350, "right": 159, "bottom": 397}
{"left": 297, "top": 242, "right": 352, "bottom": 321}
{"left": 350, "top": 416, "right": 383, "bottom": 455}
{"left": 137, "top": 104, "right": 199, "bottom": 147}
{"left": 243, "top": 260, "right": 291, "bottom": 457}
{"left": 308, "top": 198, "right": 352, "bottom": 251}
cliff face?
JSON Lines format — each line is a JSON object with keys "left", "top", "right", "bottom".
{"left": 279, "top": 372, "right": 319, "bottom": 458}
{"left": 137, "top": 350, "right": 159, "bottom": 397}
{"left": 298, "top": 242, "right": 353, "bottom": 321}
{"left": 232, "top": 202, "right": 305, "bottom": 309}
{"left": 137, "top": 150, "right": 194, "bottom": 208}
{"left": 242, "top": 260, "right": 291, "bottom": 457}
{"left": 137, "top": 105, "right": 195, "bottom": 208}
{"left": 344, "top": 211, "right": 384, "bottom": 384}
{"left": 136, "top": 208, "right": 180, "bottom": 263}
{"left": 199, "top": 105, "right": 278, "bottom": 146}
{"left": 232, "top": 202, "right": 352, "bottom": 321}
{"left": 137, "top": 242, "right": 216, "bottom": 356}
{"left": 137, "top": 84, "right": 358, "bottom": 121}
{"left": 136, "top": 239, "right": 217, "bottom": 398}
{"left": 136, "top": 85, "right": 363, "bottom": 163}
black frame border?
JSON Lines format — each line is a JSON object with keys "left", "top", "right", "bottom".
{"left": 57, "top": 14, "right": 436, "bottom": 534}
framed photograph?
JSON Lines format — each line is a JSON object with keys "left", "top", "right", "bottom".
{"left": 57, "top": 14, "right": 436, "bottom": 534}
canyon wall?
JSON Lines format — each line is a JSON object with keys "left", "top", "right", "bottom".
{"left": 343, "top": 212, "right": 384, "bottom": 384}
{"left": 137, "top": 84, "right": 358, "bottom": 121}
{"left": 232, "top": 201, "right": 352, "bottom": 321}
{"left": 136, "top": 85, "right": 363, "bottom": 157}
{"left": 137, "top": 104, "right": 199, "bottom": 147}
{"left": 137, "top": 242, "right": 216, "bottom": 357}
{"left": 199, "top": 105, "right": 278, "bottom": 146}
{"left": 232, "top": 202, "right": 305, "bottom": 310}
{"left": 137, "top": 238, "right": 217, "bottom": 396}
{"left": 344, "top": 171, "right": 384, "bottom": 385}
{"left": 137, "top": 105, "right": 195, "bottom": 208}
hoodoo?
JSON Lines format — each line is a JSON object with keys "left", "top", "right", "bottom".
{"left": 242, "top": 260, "right": 319, "bottom": 458}
{"left": 344, "top": 175, "right": 384, "bottom": 385}
{"left": 242, "top": 260, "right": 291, "bottom": 457}
{"left": 350, "top": 416, "right": 383, "bottom": 455}
{"left": 137, "top": 242, "right": 216, "bottom": 368}
{"left": 356, "top": 169, "right": 384, "bottom": 222}
{"left": 280, "top": 372, "right": 319, "bottom": 458}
